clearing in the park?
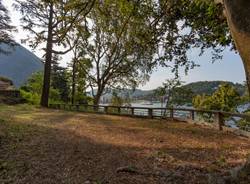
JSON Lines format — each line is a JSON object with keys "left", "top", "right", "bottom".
{"left": 0, "top": 105, "right": 249, "bottom": 184}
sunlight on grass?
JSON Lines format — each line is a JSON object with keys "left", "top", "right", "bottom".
{"left": 0, "top": 105, "right": 250, "bottom": 183}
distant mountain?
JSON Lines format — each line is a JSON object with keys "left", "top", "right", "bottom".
{"left": 98, "top": 81, "right": 245, "bottom": 103}
{"left": 0, "top": 43, "right": 43, "bottom": 87}
{"left": 183, "top": 81, "right": 245, "bottom": 96}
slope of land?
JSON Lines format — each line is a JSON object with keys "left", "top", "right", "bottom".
{"left": 0, "top": 105, "right": 249, "bottom": 184}
{"left": 0, "top": 43, "right": 43, "bottom": 87}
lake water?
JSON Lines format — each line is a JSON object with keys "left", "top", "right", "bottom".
{"left": 101, "top": 102, "right": 247, "bottom": 130}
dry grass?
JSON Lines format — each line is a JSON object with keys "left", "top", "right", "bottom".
{"left": 0, "top": 104, "right": 250, "bottom": 184}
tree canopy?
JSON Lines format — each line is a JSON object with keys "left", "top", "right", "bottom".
{"left": 9, "top": 0, "right": 250, "bottom": 105}
{"left": 0, "top": 0, "right": 15, "bottom": 53}
{"left": 193, "top": 83, "right": 240, "bottom": 112}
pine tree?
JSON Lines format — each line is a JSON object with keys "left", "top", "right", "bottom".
{"left": 0, "top": 0, "right": 15, "bottom": 53}
{"left": 14, "top": 0, "right": 95, "bottom": 107}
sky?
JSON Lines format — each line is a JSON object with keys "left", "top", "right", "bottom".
{"left": 3, "top": 0, "right": 246, "bottom": 90}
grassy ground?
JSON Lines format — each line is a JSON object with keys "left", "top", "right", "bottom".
{"left": 0, "top": 105, "right": 250, "bottom": 184}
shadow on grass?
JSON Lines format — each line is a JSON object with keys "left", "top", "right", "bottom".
{"left": 0, "top": 106, "right": 250, "bottom": 184}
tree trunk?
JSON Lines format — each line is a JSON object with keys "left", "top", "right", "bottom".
{"left": 93, "top": 91, "right": 102, "bottom": 106}
{"left": 223, "top": 0, "right": 250, "bottom": 94}
{"left": 71, "top": 59, "right": 76, "bottom": 104}
{"left": 40, "top": 3, "right": 54, "bottom": 107}
{"left": 93, "top": 84, "right": 106, "bottom": 106}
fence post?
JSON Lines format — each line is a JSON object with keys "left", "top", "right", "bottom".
{"left": 214, "top": 112, "right": 224, "bottom": 131}
{"left": 76, "top": 105, "right": 79, "bottom": 111}
{"left": 170, "top": 108, "right": 174, "bottom": 119}
{"left": 148, "top": 108, "right": 153, "bottom": 118}
{"left": 131, "top": 107, "right": 134, "bottom": 116}
{"left": 93, "top": 105, "right": 99, "bottom": 112}
{"left": 190, "top": 110, "right": 195, "bottom": 121}
{"left": 104, "top": 106, "right": 108, "bottom": 114}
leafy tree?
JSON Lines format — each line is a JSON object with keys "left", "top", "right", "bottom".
{"left": 110, "top": 91, "right": 123, "bottom": 107}
{"left": 193, "top": 83, "right": 240, "bottom": 112}
{"left": 215, "top": 0, "right": 250, "bottom": 95}
{"left": 154, "top": 79, "right": 182, "bottom": 108}
{"left": 77, "top": 0, "right": 158, "bottom": 105}
{"left": 14, "top": 0, "right": 95, "bottom": 107}
{"left": 171, "top": 87, "right": 194, "bottom": 105}
{"left": 68, "top": 40, "right": 91, "bottom": 104}
{"left": 143, "top": 0, "right": 231, "bottom": 78}
{"left": 157, "top": 0, "right": 250, "bottom": 96}
{"left": 0, "top": 0, "right": 15, "bottom": 53}
{"left": 51, "top": 57, "right": 70, "bottom": 103}
{"left": 20, "top": 72, "right": 61, "bottom": 104}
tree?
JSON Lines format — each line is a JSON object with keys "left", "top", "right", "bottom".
{"left": 160, "top": 0, "right": 250, "bottom": 96}
{"left": 69, "top": 37, "right": 91, "bottom": 104}
{"left": 219, "top": 0, "right": 250, "bottom": 95}
{"left": 155, "top": 79, "right": 182, "bottom": 108}
{"left": 14, "top": 0, "right": 95, "bottom": 107}
{"left": 78, "top": 0, "right": 157, "bottom": 105}
{"left": 144, "top": 0, "right": 231, "bottom": 78}
{"left": 20, "top": 72, "right": 61, "bottom": 104}
{"left": 51, "top": 56, "right": 70, "bottom": 103}
{"left": 193, "top": 83, "right": 240, "bottom": 112}
{"left": 110, "top": 91, "right": 123, "bottom": 107}
{"left": 171, "top": 87, "right": 194, "bottom": 105}
{"left": 0, "top": 0, "right": 15, "bottom": 53}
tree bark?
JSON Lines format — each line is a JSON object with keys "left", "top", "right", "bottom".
{"left": 223, "top": 0, "right": 250, "bottom": 94}
{"left": 71, "top": 59, "right": 76, "bottom": 105}
{"left": 93, "top": 90, "right": 102, "bottom": 106}
{"left": 40, "top": 3, "right": 54, "bottom": 107}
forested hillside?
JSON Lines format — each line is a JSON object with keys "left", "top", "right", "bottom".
{"left": 183, "top": 81, "right": 245, "bottom": 96}
{"left": 99, "top": 81, "right": 245, "bottom": 103}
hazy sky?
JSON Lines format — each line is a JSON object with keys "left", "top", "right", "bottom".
{"left": 3, "top": 0, "right": 246, "bottom": 90}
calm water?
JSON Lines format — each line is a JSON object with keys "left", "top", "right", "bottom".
{"left": 130, "top": 102, "right": 166, "bottom": 108}
{"left": 100, "top": 102, "right": 243, "bottom": 129}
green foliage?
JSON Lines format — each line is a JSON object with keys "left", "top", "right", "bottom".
{"left": 20, "top": 89, "right": 40, "bottom": 105}
{"left": 171, "top": 87, "right": 194, "bottom": 105}
{"left": 74, "top": 92, "right": 93, "bottom": 105}
{"left": 77, "top": 0, "right": 159, "bottom": 105}
{"left": 237, "top": 119, "right": 250, "bottom": 131}
{"left": 185, "top": 81, "right": 245, "bottom": 96}
{"left": 154, "top": 78, "right": 183, "bottom": 107}
{"left": 20, "top": 72, "right": 43, "bottom": 105}
{"left": 110, "top": 91, "right": 124, "bottom": 106}
{"left": 51, "top": 59, "right": 70, "bottom": 102}
{"left": 193, "top": 83, "right": 240, "bottom": 112}
{"left": 20, "top": 72, "right": 61, "bottom": 105}
{"left": 0, "top": 0, "right": 15, "bottom": 52}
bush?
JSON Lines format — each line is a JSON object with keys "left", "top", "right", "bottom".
{"left": 20, "top": 89, "right": 40, "bottom": 105}
{"left": 20, "top": 72, "right": 64, "bottom": 105}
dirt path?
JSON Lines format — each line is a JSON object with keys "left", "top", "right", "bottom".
{"left": 0, "top": 105, "right": 250, "bottom": 183}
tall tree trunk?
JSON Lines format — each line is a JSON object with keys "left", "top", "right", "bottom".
{"left": 93, "top": 85, "right": 105, "bottom": 106}
{"left": 40, "top": 3, "right": 54, "bottom": 107}
{"left": 71, "top": 59, "right": 76, "bottom": 104}
{"left": 223, "top": 0, "right": 250, "bottom": 94}
{"left": 93, "top": 91, "right": 102, "bottom": 106}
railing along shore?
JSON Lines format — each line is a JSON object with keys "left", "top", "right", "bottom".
{"left": 49, "top": 104, "right": 250, "bottom": 137}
